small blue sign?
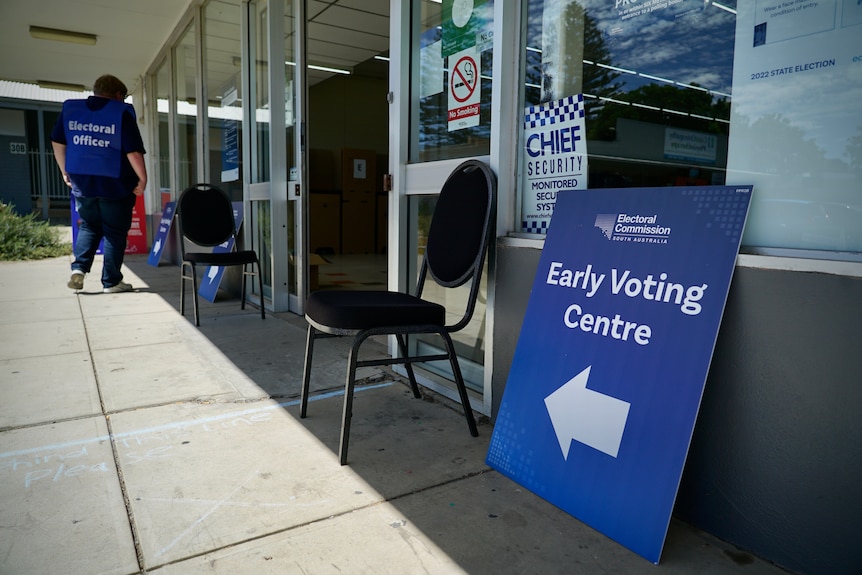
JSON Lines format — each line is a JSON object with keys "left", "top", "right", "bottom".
{"left": 221, "top": 119, "right": 239, "bottom": 182}
{"left": 198, "top": 202, "right": 244, "bottom": 303}
{"left": 147, "top": 202, "right": 175, "bottom": 267}
{"left": 486, "top": 185, "right": 752, "bottom": 564}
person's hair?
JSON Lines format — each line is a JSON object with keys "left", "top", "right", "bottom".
{"left": 93, "top": 75, "right": 128, "bottom": 98}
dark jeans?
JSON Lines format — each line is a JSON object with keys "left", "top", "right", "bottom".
{"left": 72, "top": 195, "right": 136, "bottom": 288}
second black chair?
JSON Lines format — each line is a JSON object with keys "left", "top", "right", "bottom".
{"left": 176, "top": 183, "right": 265, "bottom": 326}
{"left": 300, "top": 159, "right": 496, "bottom": 465}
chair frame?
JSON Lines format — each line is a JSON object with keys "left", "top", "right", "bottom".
{"left": 300, "top": 159, "right": 496, "bottom": 465}
{"left": 176, "top": 183, "right": 265, "bottom": 327}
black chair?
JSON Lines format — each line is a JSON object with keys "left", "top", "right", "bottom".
{"left": 176, "top": 183, "right": 265, "bottom": 326}
{"left": 300, "top": 159, "right": 496, "bottom": 465}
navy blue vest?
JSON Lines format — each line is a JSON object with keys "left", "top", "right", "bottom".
{"left": 62, "top": 99, "right": 132, "bottom": 178}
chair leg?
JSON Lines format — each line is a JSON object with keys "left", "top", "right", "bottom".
{"left": 190, "top": 263, "right": 200, "bottom": 327}
{"left": 339, "top": 334, "right": 365, "bottom": 465}
{"left": 440, "top": 331, "right": 479, "bottom": 437}
{"left": 396, "top": 334, "right": 421, "bottom": 399}
{"left": 257, "top": 260, "right": 265, "bottom": 320}
{"left": 300, "top": 325, "right": 316, "bottom": 418}
{"left": 180, "top": 263, "right": 187, "bottom": 316}
{"left": 240, "top": 264, "right": 247, "bottom": 310}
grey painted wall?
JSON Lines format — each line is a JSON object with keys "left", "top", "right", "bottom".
{"left": 492, "top": 242, "right": 541, "bottom": 418}
{"left": 675, "top": 266, "right": 862, "bottom": 575}
{"left": 492, "top": 241, "right": 862, "bottom": 575}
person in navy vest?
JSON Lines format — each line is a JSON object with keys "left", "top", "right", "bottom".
{"left": 51, "top": 74, "right": 147, "bottom": 293}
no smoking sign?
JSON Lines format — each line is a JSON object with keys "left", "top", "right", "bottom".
{"left": 451, "top": 55, "right": 477, "bottom": 102}
{"left": 447, "top": 47, "right": 480, "bottom": 131}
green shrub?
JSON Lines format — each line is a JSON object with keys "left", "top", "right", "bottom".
{"left": 0, "top": 203, "right": 72, "bottom": 260}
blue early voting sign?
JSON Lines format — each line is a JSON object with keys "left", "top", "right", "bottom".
{"left": 147, "top": 202, "right": 175, "bottom": 266}
{"left": 487, "top": 185, "right": 752, "bottom": 563}
{"left": 198, "top": 202, "right": 244, "bottom": 303}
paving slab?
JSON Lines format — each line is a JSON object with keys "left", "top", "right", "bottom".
{"left": 0, "top": 417, "right": 138, "bottom": 575}
{"left": 178, "top": 328, "right": 277, "bottom": 401}
{"left": 290, "top": 382, "right": 490, "bottom": 486}
{"left": 149, "top": 467, "right": 790, "bottom": 575}
{"left": 93, "top": 340, "right": 245, "bottom": 412}
{"left": 126, "top": 263, "right": 179, "bottom": 293}
{"left": 365, "top": 471, "right": 791, "bottom": 575}
{"left": 0, "top": 257, "right": 75, "bottom": 302}
{"left": 149, "top": 497, "right": 465, "bottom": 575}
{"left": 0, "top": 294, "right": 81, "bottom": 324}
{"left": 76, "top": 289, "right": 180, "bottom": 319}
{"left": 109, "top": 385, "right": 488, "bottom": 570}
{"left": 186, "top": 313, "right": 310, "bottom": 398}
{"left": 0, "top": 352, "right": 101, "bottom": 428}
{"left": 0, "top": 318, "right": 88, "bottom": 361}
{"left": 184, "top": 312, "right": 390, "bottom": 400}
{"left": 84, "top": 310, "right": 190, "bottom": 351}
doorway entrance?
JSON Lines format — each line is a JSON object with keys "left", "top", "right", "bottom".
{"left": 239, "top": 0, "right": 389, "bottom": 313}
{"left": 305, "top": 2, "right": 390, "bottom": 292}
{"left": 241, "top": 0, "right": 490, "bottom": 412}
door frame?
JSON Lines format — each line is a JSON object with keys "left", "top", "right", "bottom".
{"left": 241, "top": 0, "right": 305, "bottom": 314}
{"left": 386, "top": 0, "right": 519, "bottom": 416}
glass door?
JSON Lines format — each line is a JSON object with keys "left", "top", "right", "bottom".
{"left": 244, "top": 0, "right": 302, "bottom": 312}
{"left": 390, "top": 0, "right": 497, "bottom": 412}
{"left": 303, "top": 3, "right": 390, "bottom": 296}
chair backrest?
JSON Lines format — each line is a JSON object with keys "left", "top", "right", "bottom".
{"left": 419, "top": 159, "right": 496, "bottom": 332}
{"left": 176, "top": 183, "right": 236, "bottom": 248}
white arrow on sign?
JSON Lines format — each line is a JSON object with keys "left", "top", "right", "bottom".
{"left": 207, "top": 266, "right": 220, "bottom": 283}
{"left": 544, "top": 366, "right": 631, "bottom": 459}
{"left": 152, "top": 238, "right": 162, "bottom": 255}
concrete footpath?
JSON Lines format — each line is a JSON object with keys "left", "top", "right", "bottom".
{"left": 0, "top": 253, "right": 792, "bottom": 575}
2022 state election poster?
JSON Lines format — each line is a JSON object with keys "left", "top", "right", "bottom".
{"left": 487, "top": 185, "right": 752, "bottom": 563}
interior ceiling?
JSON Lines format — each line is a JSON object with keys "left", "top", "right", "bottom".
{"left": 0, "top": 0, "right": 390, "bottom": 97}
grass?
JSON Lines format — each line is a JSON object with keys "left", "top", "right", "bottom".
{"left": 0, "top": 203, "right": 72, "bottom": 260}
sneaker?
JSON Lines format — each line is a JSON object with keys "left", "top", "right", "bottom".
{"left": 103, "top": 282, "right": 133, "bottom": 293}
{"left": 67, "top": 272, "right": 84, "bottom": 291}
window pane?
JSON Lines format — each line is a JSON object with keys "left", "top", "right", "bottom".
{"left": 254, "top": 0, "right": 271, "bottom": 183}
{"left": 727, "top": 2, "right": 862, "bottom": 253}
{"left": 204, "top": 0, "right": 243, "bottom": 201}
{"left": 154, "top": 60, "right": 171, "bottom": 194}
{"left": 284, "top": 0, "right": 297, "bottom": 182}
{"left": 410, "top": 0, "right": 495, "bottom": 163}
{"left": 255, "top": 200, "right": 273, "bottom": 301}
{"left": 175, "top": 23, "right": 198, "bottom": 190}
{"left": 284, "top": 0, "right": 298, "bottom": 296}
{"left": 519, "top": 0, "right": 734, "bottom": 234}
{"left": 517, "top": 0, "right": 862, "bottom": 255}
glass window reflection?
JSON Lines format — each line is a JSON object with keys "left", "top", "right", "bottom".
{"left": 519, "top": 0, "right": 735, "bottom": 237}
{"left": 174, "top": 23, "right": 199, "bottom": 191}
{"left": 517, "top": 0, "right": 862, "bottom": 255}
{"left": 204, "top": 0, "right": 244, "bottom": 201}
{"left": 154, "top": 60, "right": 171, "bottom": 196}
{"left": 411, "top": 0, "right": 495, "bottom": 163}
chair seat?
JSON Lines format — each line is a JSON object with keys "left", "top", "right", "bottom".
{"left": 185, "top": 250, "right": 258, "bottom": 265}
{"left": 306, "top": 290, "right": 445, "bottom": 331}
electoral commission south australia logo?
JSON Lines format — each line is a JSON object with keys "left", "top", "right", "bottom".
{"left": 595, "top": 212, "right": 671, "bottom": 244}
